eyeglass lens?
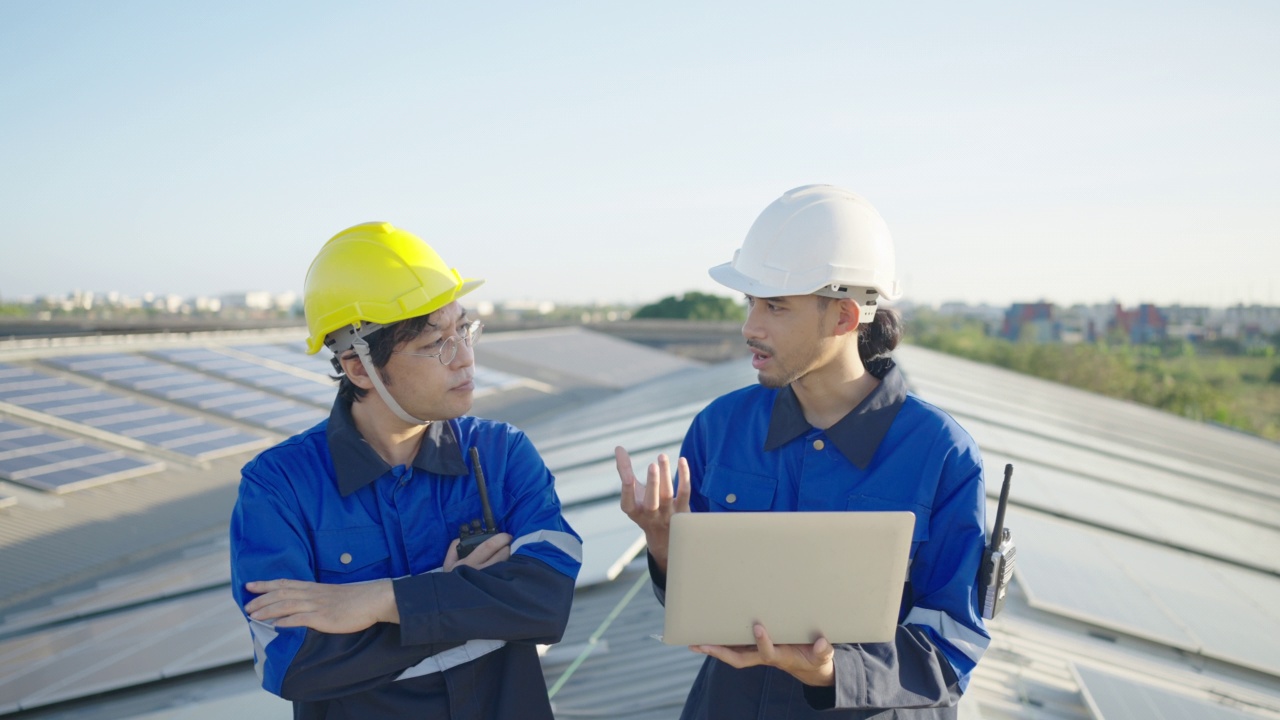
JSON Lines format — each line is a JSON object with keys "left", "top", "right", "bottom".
{"left": 436, "top": 321, "right": 482, "bottom": 365}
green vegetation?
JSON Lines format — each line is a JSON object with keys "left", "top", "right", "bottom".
{"left": 905, "top": 309, "right": 1280, "bottom": 443}
{"left": 634, "top": 291, "right": 745, "bottom": 322}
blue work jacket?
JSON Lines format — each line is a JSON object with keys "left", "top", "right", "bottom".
{"left": 229, "top": 397, "right": 581, "bottom": 720}
{"left": 653, "top": 359, "right": 990, "bottom": 719}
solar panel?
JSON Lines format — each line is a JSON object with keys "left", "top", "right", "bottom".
{"left": 562, "top": 501, "right": 646, "bottom": 587}
{"left": 147, "top": 347, "right": 335, "bottom": 408}
{"left": 0, "top": 418, "right": 163, "bottom": 493}
{"left": 980, "top": 449, "right": 1280, "bottom": 576}
{"left": 44, "top": 354, "right": 326, "bottom": 435}
{"left": 0, "top": 590, "right": 248, "bottom": 713}
{"left": 229, "top": 342, "right": 530, "bottom": 399}
{"left": 948, "top": 413, "right": 1279, "bottom": 529}
{"left": 1013, "top": 509, "right": 1280, "bottom": 676}
{"left": 231, "top": 342, "right": 337, "bottom": 375}
{"left": 896, "top": 345, "right": 1280, "bottom": 488}
{"left": 1074, "top": 664, "right": 1263, "bottom": 720}
{"left": 907, "top": 377, "right": 1277, "bottom": 503}
{"left": 0, "top": 362, "right": 266, "bottom": 461}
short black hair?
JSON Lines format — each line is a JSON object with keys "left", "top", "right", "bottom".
{"left": 333, "top": 313, "right": 438, "bottom": 404}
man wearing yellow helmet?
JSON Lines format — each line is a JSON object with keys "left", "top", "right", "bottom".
{"left": 229, "top": 222, "right": 581, "bottom": 719}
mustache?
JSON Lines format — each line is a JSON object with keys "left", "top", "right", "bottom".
{"left": 747, "top": 340, "right": 774, "bottom": 356}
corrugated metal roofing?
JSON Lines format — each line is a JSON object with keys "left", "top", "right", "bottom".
{"left": 2, "top": 335, "right": 1279, "bottom": 719}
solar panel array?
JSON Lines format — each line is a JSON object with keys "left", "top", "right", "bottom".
{"left": 0, "top": 362, "right": 267, "bottom": 461}
{"left": 0, "top": 418, "right": 163, "bottom": 493}
{"left": 228, "top": 342, "right": 532, "bottom": 399}
{"left": 146, "top": 347, "right": 335, "bottom": 407}
{"left": 5, "top": 336, "right": 1280, "bottom": 719}
{"left": 229, "top": 343, "right": 338, "bottom": 376}
{"left": 43, "top": 353, "right": 327, "bottom": 435}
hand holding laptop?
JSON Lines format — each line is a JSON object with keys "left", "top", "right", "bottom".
{"left": 692, "top": 622, "right": 836, "bottom": 688}
{"left": 615, "top": 447, "right": 690, "bottom": 573}
{"left": 615, "top": 448, "right": 910, "bottom": 691}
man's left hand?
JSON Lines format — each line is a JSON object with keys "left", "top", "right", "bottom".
{"left": 692, "top": 623, "right": 835, "bottom": 687}
{"left": 244, "top": 578, "right": 399, "bottom": 633}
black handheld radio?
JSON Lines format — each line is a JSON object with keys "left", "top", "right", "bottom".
{"left": 457, "top": 446, "right": 500, "bottom": 559}
{"left": 978, "top": 463, "right": 1016, "bottom": 620}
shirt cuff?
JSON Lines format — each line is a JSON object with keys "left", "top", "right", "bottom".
{"left": 646, "top": 550, "right": 668, "bottom": 606}
{"left": 803, "top": 644, "right": 864, "bottom": 710}
{"left": 392, "top": 573, "right": 439, "bottom": 646}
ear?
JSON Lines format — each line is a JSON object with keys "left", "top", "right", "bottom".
{"left": 338, "top": 352, "right": 376, "bottom": 391}
{"left": 830, "top": 298, "right": 862, "bottom": 337}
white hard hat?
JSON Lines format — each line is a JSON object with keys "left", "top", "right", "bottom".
{"left": 709, "top": 184, "right": 901, "bottom": 322}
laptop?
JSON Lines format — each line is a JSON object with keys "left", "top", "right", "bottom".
{"left": 662, "top": 511, "right": 915, "bottom": 646}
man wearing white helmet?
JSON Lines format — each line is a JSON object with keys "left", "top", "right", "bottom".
{"left": 230, "top": 222, "right": 581, "bottom": 719}
{"left": 617, "top": 185, "right": 989, "bottom": 718}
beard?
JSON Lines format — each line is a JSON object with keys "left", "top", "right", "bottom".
{"left": 750, "top": 340, "right": 823, "bottom": 389}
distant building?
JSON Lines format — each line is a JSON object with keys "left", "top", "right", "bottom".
{"left": 1113, "top": 303, "right": 1167, "bottom": 344}
{"left": 1162, "top": 305, "right": 1212, "bottom": 342}
{"left": 1222, "top": 304, "right": 1280, "bottom": 340}
{"left": 1000, "top": 302, "right": 1059, "bottom": 342}
{"left": 225, "top": 291, "right": 273, "bottom": 311}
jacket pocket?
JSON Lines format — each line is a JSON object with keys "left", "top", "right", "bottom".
{"left": 845, "top": 495, "right": 930, "bottom": 553}
{"left": 443, "top": 490, "right": 490, "bottom": 536}
{"left": 703, "top": 465, "right": 778, "bottom": 511}
{"left": 314, "top": 525, "right": 392, "bottom": 583}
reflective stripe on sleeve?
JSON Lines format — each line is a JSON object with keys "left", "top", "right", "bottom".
{"left": 248, "top": 618, "right": 279, "bottom": 681}
{"left": 395, "top": 639, "right": 508, "bottom": 681}
{"left": 903, "top": 607, "right": 989, "bottom": 663}
{"left": 510, "top": 529, "right": 583, "bottom": 563}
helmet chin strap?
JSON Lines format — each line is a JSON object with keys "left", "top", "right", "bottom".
{"left": 351, "top": 338, "right": 431, "bottom": 426}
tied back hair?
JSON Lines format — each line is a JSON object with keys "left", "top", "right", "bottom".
{"left": 858, "top": 306, "right": 901, "bottom": 364}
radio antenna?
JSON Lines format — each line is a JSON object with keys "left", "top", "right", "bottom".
{"left": 469, "top": 446, "right": 498, "bottom": 532}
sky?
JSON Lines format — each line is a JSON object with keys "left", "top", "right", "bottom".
{"left": 1, "top": 1, "right": 1277, "bottom": 310}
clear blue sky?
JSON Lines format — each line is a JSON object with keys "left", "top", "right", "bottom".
{"left": 1, "top": 1, "right": 1277, "bottom": 308}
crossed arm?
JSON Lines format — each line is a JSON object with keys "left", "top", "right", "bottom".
{"left": 244, "top": 533, "right": 512, "bottom": 634}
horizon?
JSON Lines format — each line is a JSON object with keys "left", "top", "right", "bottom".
{"left": 6, "top": 286, "right": 1280, "bottom": 314}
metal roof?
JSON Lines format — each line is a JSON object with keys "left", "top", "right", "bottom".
{"left": 1, "top": 334, "right": 1278, "bottom": 719}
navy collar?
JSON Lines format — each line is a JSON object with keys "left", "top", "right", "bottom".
{"left": 326, "top": 397, "right": 471, "bottom": 497}
{"left": 763, "top": 357, "right": 906, "bottom": 469}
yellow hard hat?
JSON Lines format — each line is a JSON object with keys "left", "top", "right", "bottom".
{"left": 303, "top": 222, "right": 484, "bottom": 354}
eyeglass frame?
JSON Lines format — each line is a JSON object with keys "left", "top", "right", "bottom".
{"left": 390, "top": 320, "right": 484, "bottom": 365}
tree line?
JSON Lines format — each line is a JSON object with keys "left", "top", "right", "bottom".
{"left": 905, "top": 310, "right": 1280, "bottom": 443}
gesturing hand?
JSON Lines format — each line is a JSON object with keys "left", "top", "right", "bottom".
{"left": 693, "top": 623, "right": 836, "bottom": 688}
{"left": 616, "top": 447, "right": 690, "bottom": 573}
{"left": 244, "top": 578, "right": 398, "bottom": 633}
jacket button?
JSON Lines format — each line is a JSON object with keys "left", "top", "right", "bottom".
{"left": 339, "top": 552, "right": 353, "bottom": 565}
{"left": 725, "top": 493, "right": 737, "bottom": 504}
{"left": 813, "top": 439, "right": 825, "bottom": 450}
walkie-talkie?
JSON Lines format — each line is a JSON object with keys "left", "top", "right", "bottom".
{"left": 978, "top": 463, "right": 1017, "bottom": 620}
{"left": 457, "top": 446, "right": 500, "bottom": 559}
